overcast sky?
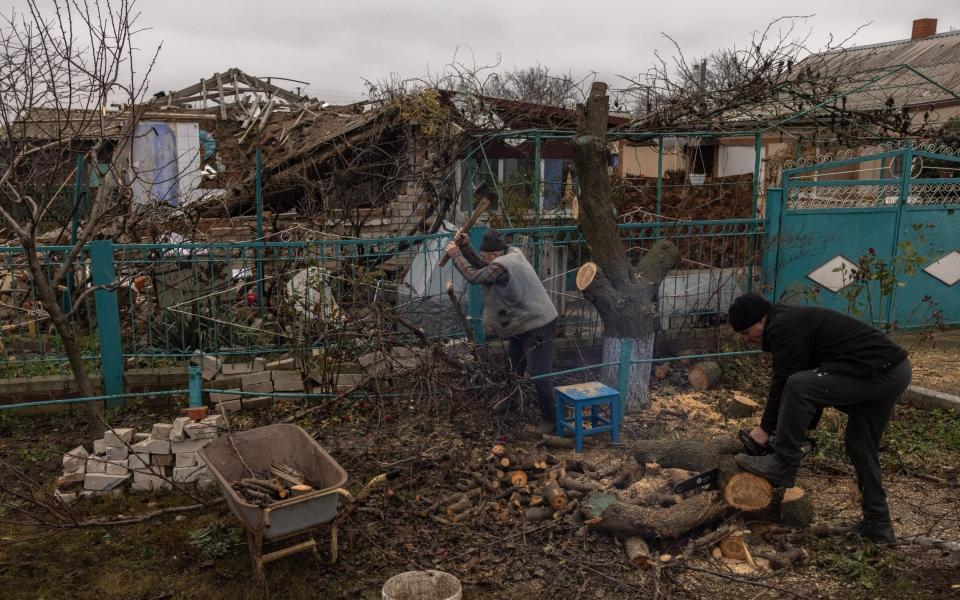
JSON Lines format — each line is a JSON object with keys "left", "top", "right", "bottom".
{"left": 21, "top": 0, "right": 960, "bottom": 104}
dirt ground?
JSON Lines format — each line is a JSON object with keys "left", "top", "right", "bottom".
{"left": 0, "top": 354, "right": 958, "bottom": 599}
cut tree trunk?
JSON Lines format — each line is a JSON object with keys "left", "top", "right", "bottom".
{"left": 592, "top": 491, "right": 730, "bottom": 539}
{"left": 600, "top": 335, "right": 655, "bottom": 412}
{"left": 722, "top": 392, "right": 760, "bottom": 418}
{"left": 744, "top": 486, "right": 813, "bottom": 528}
{"left": 722, "top": 472, "right": 772, "bottom": 511}
{"left": 571, "top": 82, "right": 678, "bottom": 413}
{"left": 688, "top": 361, "right": 722, "bottom": 390}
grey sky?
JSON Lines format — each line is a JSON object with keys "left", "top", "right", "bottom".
{"left": 50, "top": 1, "right": 960, "bottom": 104}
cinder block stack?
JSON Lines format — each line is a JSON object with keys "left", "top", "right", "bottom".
{"left": 200, "top": 355, "right": 305, "bottom": 413}
{"left": 54, "top": 414, "right": 227, "bottom": 502}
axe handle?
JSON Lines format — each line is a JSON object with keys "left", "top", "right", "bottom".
{"left": 438, "top": 197, "right": 490, "bottom": 267}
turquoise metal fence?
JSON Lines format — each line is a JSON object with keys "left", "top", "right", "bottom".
{"left": 0, "top": 218, "right": 763, "bottom": 399}
{"left": 764, "top": 144, "right": 960, "bottom": 329}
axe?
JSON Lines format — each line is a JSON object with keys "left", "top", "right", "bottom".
{"left": 438, "top": 196, "right": 491, "bottom": 267}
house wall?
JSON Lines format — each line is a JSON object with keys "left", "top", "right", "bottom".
{"left": 619, "top": 144, "right": 687, "bottom": 177}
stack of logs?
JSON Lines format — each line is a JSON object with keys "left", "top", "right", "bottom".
{"left": 435, "top": 436, "right": 812, "bottom": 571}
{"left": 231, "top": 463, "right": 316, "bottom": 506}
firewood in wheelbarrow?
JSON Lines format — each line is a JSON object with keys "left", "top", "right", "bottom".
{"left": 269, "top": 463, "right": 305, "bottom": 486}
{"left": 289, "top": 484, "right": 313, "bottom": 497}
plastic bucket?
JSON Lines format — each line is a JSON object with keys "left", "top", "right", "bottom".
{"left": 382, "top": 570, "right": 462, "bottom": 600}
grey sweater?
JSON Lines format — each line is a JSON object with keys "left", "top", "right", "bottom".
{"left": 481, "top": 248, "right": 558, "bottom": 338}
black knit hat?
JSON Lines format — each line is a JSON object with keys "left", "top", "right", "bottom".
{"left": 728, "top": 293, "right": 771, "bottom": 332}
{"left": 480, "top": 229, "right": 507, "bottom": 253}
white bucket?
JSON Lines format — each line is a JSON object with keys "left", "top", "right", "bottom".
{"left": 382, "top": 570, "right": 462, "bottom": 600}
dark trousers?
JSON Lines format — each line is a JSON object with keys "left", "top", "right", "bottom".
{"left": 506, "top": 318, "right": 557, "bottom": 419}
{"left": 774, "top": 359, "right": 911, "bottom": 521}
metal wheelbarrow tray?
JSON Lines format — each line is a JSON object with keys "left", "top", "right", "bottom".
{"left": 199, "top": 424, "right": 348, "bottom": 577}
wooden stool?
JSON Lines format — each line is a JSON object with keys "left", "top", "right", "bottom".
{"left": 555, "top": 382, "right": 621, "bottom": 453}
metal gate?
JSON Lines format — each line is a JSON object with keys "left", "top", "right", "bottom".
{"left": 763, "top": 144, "right": 960, "bottom": 329}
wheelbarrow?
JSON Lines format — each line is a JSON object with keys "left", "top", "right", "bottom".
{"left": 199, "top": 424, "right": 348, "bottom": 579}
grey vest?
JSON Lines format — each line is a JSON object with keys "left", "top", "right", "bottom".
{"left": 483, "top": 247, "right": 558, "bottom": 338}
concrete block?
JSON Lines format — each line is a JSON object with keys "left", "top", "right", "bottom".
{"left": 274, "top": 377, "right": 305, "bottom": 392}
{"left": 266, "top": 358, "right": 297, "bottom": 370}
{"left": 253, "top": 357, "right": 266, "bottom": 372}
{"left": 244, "top": 381, "right": 274, "bottom": 394}
{"left": 58, "top": 471, "right": 86, "bottom": 487}
{"left": 84, "top": 472, "right": 129, "bottom": 491}
{"left": 173, "top": 465, "right": 206, "bottom": 483}
{"left": 220, "top": 362, "right": 254, "bottom": 376}
{"left": 242, "top": 371, "right": 272, "bottom": 387}
{"left": 128, "top": 453, "right": 150, "bottom": 470}
{"left": 105, "top": 445, "right": 128, "bottom": 461}
{"left": 171, "top": 437, "right": 212, "bottom": 454}
{"left": 241, "top": 396, "right": 274, "bottom": 410}
{"left": 105, "top": 460, "right": 129, "bottom": 476}
{"left": 133, "top": 433, "right": 151, "bottom": 443}
{"left": 175, "top": 452, "right": 197, "bottom": 468}
{"left": 151, "top": 423, "right": 173, "bottom": 440}
{"left": 169, "top": 416, "right": 192, "bottom": 442}
{"left": 93, "top": 439, "right": 107, "bottom": 454}
{"left": 209, "top": 390, "right": 242, "bottom": 403}
{"left": 79, "top": 490, "right": 99, "bottom": 499}
{"left": 184, "top": 422, "right": 218, "bottom": 439}
{"left": 55, "top": 489, "right": 80, "bottom": 504}
{"left": 200, "top": 414, "right": 225, "bottom": 429}
{"left": 151, "top": 454, "right": 174, "bottom": 467}
{"left": 130, "top": 481, "right": 154, "bottom": 492}
{"left": 63, "top": 446, "right": 88, "bottom": 472}
{"left": 86, "top": 457, "right": 107, "bottom": 474}
{"left": 214, "top": 399, "right": 242, "bottom": 413}
{"left": 200, "top": 355, "right": 220, "bottom": 381}
{"left": 104, "top": 428, "right": 135, "bottom": 447}
{"left": 132, "top": 466, "right": 164, "bottom": 483}
{"left": 271, "top": 368, "right": 303, "bottom": 382}
{"left": 131, "top": 438, "right": 172, "bottom": 454}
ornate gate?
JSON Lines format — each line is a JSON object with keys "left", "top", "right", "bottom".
{"left": 764, "top": 144, "right": 960, "bottom": 329}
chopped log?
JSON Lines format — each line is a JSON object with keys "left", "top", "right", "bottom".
{"left": 543, "top": 481, "right": 568, "bottom": 511}
{"left": 722, "top": 393, "right": 760, "bottom": 419}
{"left": 521, "top": 454, "right": 550, "bottom": 471}
{"left": 491, "top": 444, "right": 506, "bottom": 457}
{"left": 654, "top": 364, "right": 671, "bottom": 380}
{"left": 718, "top": 535, "right": 748, "bottom": 561}
{"left": 560, "top": 476, "right": 601, "bottom": 494}
{"left": 269, "top": 463, "right": 305, "bottom": 486}
{"left": 524, "top": 506, "right": 555, "bottom": 522}
{"left": 446, "top": 497, "right": 473, "bottom": 517}
{"left": 722, "top": 472, "right": 773, "bottom": 511}
{"left": 540, "top": 435, "right": 576, "bottom": 449}
{"left": 469, "top": 472, "right": 500, "bottom": 493}
{"left": 239, "top": 479, "right": 287, "bottom": 499}
{"left": 565, "top": 458, "right": 598, "bottom": 475}
{"left": 632, "top": 438, "right": 741, "bottom": 476}
{"left": 576, "top": 262, "right": 598, "bottom": 291}
{"left": 508, "top": 470, "right": 528, "bottom": 488}
{"left": 624, "top": 536, "right": 653, "bottom": 568}
{"left": 688, "top": 361, "right": 722, "bottom": 390}
{"left": 529, "top": 495, "right": 544, "bottom": 507}
{"left": 608, "top": 460, "right": 641, "bottom": 489}
{"left": 289, "top": 484, "right": 313, "bottom": 497}
{"left": 593, "top": 491, "right": 730, "bottom": 539}
{"left": 745, "top": 486, "right": 813, "bottom": 528}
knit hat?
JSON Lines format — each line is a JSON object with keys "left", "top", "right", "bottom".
{"left": 728, "top": 293, "right": 771, "bottom": 332}
{"left": 480, "top": 229, "right": 507, "bottom": 253}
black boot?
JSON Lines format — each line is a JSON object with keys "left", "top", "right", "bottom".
{"left": 738, "top": 429, "right": 772, "bottom": 456}
{"left": 734, "top": 453, "right": 797, "bottom": 488}
{"left": 854, "top": 519, "right": 896, "bottom": 543}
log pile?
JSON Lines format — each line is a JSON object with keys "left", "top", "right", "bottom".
{"left": 431, "top": 435, "right": 813, "bottom": 548}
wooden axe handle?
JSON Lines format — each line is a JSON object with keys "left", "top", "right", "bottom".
{"left": 438, "top": 197, "right": 491, "bottom": 267}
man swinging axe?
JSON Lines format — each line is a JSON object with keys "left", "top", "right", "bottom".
{"left": 444, "top": 193, "right": 558, "bottom": 434}
{"left": 728, "top": 293, "right": 911, "bottom": 542}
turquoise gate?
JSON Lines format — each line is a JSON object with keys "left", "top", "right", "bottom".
{"left": 764, "top": 144, "right": 960, "bottom": 329}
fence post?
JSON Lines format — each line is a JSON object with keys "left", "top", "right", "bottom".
{"left": 188, "top": 366, "right": 202, "bottom": 407}
{"left": 761, "top": 188, "right": 784, "bottom": 299}
{"left": 467, "top": 225, "right": 487, "bottom": 344}
{"left": 89, "top": 239, "right": 125, "bottom": 408}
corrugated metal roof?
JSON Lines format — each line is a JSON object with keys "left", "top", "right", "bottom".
{"left": 798, "top": 30, "right": 960, "bottom": 110}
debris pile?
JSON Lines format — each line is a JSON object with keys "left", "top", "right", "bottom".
{"left": 55, "top": 409, "right": 226, "bottom": 502}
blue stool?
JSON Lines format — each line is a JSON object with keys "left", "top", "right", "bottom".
{"left": 555, "top": 382, "right": 622, "bottom": 453}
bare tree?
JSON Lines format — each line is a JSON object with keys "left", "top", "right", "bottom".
{"left": 0, "top": 0, "right": 156, "bottom": 435}
{"left": 486, "top": 65, "right": 585, "bottom": 107}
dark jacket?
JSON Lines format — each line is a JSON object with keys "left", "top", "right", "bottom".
{"left": 760, "top": 304, "right": 908, "bottom": 433}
